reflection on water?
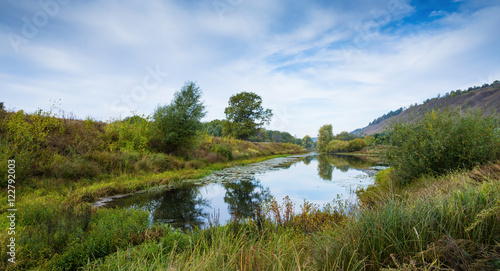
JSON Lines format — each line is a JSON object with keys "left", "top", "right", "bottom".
{"left": 104, "top": 154, "right": 385, "bottom": 230}
{"left": 223, "top": 180, "right": 272, "bottom": 220}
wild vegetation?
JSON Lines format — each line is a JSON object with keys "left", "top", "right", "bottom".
{"left": 0, "top": 82, "right": 305, "bottom": 270}
{"left": 1, "top": 81, "right": 499, "bottom": 270}
{"left": 317, "top": 124, "right": 369, "bottom": 154}
{"left": 385, "top": 107, "right": 500, "bottom": 184}
{"left": 80, "top": 161, "right": 500, "bottom": 271}
{"left": 83, "top": 103, "right": 499, "bottom": 271}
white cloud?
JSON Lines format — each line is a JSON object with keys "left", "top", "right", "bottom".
{"left": 1, "top": 0, "right": 499, "bottom": 137}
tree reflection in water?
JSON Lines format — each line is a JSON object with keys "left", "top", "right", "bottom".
{"left": 317, "top": 154, "right": 378, "bottom": 181}
{"left": 303, "top": 155, "right": 314, "bottom": 165}
{"left": 317, "top": 155, "right": 334, "bottom": 180}
{"left": 104, "top": 153, "right": 382, "bottom": 231}
{"left": 106, "top": 184, "right": 210, "bottom": 231}
{"left": 223, "top": 178, "right": 272, "bottom": 220}
{"left": 152, "top": 187, "right": 210, "bottom": 231}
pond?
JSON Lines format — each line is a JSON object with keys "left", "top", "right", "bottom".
{"left": 102, "top": 153, "right": 387, "bottom": 230}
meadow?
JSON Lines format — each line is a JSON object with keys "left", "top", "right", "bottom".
{"left": 0, "top": 106, "right": 499, "bottom": 270}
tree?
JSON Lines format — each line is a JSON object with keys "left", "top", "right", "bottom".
{"left": 222, "top": 92, "right": 273, "bottom": 140}
{"left": 152, "top": 81, "right": 206, "bottom": 154}
{"left": 203, "top": 119, "right": 223, "bottom": 137}
{"left": 317, "top": 124, "right": 334, "bottom": 153}
{"left": 302, "top": 135, "right": 313, "bottom": 149}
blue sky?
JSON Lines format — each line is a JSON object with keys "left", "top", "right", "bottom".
{"left": 1, "top": 0, "right": 499, "bottom": 137}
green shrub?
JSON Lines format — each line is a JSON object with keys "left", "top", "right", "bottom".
{"left": 211, "top": 143, "right": 233, "bottom": 160}
{"left": 346, "top": 138, "right": 367, "bottom": 152}
{"left": 326, "top": 140, "right": 349, "bottom": 153}
{"left": 385, "top": 108, "right": 500, "bottom": 184}
{"left": 105, "top": 115, "right": 152, "bottom": 152}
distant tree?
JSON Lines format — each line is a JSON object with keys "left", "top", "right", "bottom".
{"left": 278, "top": 131, "right": 296, "bottom": 143}
{"left": 317, "top": 124, "right": 334, "bottom": 153}
{"left": 222, "top": 92, "right": 272, "bottom": 140}
{"left": 248, "top": 128, "right": 269, "bottom": 142}
{"left": 152, "top": 81, "right": 206, "bottom": 154}
{"left": 302, "top": 135, "right": 313, "bottom": 149}
{"left": 203, "top": 119, "right": 223, "bottom": 137}
{"left": 335, "top": 131, "right": 357, "bottom": 141}
{"left": 295, "top": 137, "right": 302, "bottom": 146}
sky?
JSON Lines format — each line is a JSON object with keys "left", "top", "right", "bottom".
{"left": 1, "top": 0, "right": 499, "bottom": 138}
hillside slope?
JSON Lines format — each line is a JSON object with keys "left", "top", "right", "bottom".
{"left": 355, "top": 82, "right": 500, "bottom": 136}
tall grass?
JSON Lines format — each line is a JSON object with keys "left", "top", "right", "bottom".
{"left": 85, "top": 164, "right": 500, "bottom": 271}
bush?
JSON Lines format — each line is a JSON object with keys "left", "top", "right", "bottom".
{"left": 105, "top": 115, "right": 152, "bottom": 152}
{"left": 326, "top": 140, "right": 349, "bottom": 153}
{"left": 211, "top": 143, "right": 233, "bottom": 160}
{"left": 385, "top": 108, "right": 500, "bottom": 184}
{"left": 346, "top": 138, "right": 367, "bottom": 152}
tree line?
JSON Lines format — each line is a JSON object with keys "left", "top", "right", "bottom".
{"left": 142, "top": 81, "right": 305, "bottom": 154}
{"left": 316, "top": 124, "right": 367, "bottom": 153}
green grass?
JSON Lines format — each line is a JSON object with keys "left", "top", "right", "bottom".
{"left": 1, "top": 106, "right": 499, "bottom": 270}
{"left": 83, "top": 162, "right": 500, "bottom": 271}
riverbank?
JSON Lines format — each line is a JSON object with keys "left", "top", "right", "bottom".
{"left": 0, "top": 143, "right": 304, "bottom": 270}
{"left": 82, "top": 161, "right": 500, "bottom": 271}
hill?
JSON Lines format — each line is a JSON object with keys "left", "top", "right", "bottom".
{"left": 354, "top": 81, "right": 500, "bottom": 136}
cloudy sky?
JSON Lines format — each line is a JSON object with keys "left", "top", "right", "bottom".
{"left": 1, "top": 0, "right": 499, "bottom": 137}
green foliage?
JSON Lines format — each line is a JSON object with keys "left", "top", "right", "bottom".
{"left": 211, "top": 143, "right": 233, "bottom": 160}
{"left": 346, "top": 138, "right": 367, "bottom": 152}
{"left": 302, "top": 135, "right": 314, "bottom": 148}
{"left": 105, "top": 114, "right": 152, "bottom": 152}
{"left": 385, "top": 107, "right": 500, "bottom": 184}
{"left": 202, "top": 119, "right": 223, "bottom": 137}
{"left": 247, "top": 128, "right": 270, "bottom": 142}
{"left": 0, "top": 109, "right": 64, "bottom": 185}
{"left": 335, "top": 131, "right": 357, "bottom": 141}
{"left": 48, "top": 208, "right": 149, "bottom": 270}
{"left": 326, "top": 140, "right": 349, "bottom": 153}
{"left": 222, "top": 92, "right": 273, "bottom": 140}
{"left": 152, "top": 81, "right": 206, "bottom": 154}
{"left": 317, "top": 124, "right": 334, "bottom": 152}
{"left": 4, "top": 109, "right": 63, "bottom": 150}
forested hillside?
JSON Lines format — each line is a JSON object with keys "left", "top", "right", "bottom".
{"left": 354, "top": 80, "right": 500, "bottom": 135}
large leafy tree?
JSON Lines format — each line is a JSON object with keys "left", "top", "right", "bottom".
{"left": 317, "top": 124, "right": 333, "bottom": 153}
{"left": 152, "top": 81, "right": 206, "bottom": 154}
{"left": 222, "top": 92, "right": 273, "bottom": 140}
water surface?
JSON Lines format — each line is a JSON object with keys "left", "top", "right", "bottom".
{"left": 104, "top": 154, "right": 385, "bottom": 230}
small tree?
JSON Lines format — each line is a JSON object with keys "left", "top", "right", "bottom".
{"left": 222, "top": 92, "right": 273, "bottom": 140}
{"left": 302, "top": 135, "right": 313, "bottom": 149}
{"left": 317, "top": 124, "right": 334, "bottom": 152}
{"left": 152, "top": 81, "right": 206, "bottom": 154}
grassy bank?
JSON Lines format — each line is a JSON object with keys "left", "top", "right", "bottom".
{"left": 0, "top": 108, "right": 305, "bottom": 270}
{"left": 65, "top": 161, "right": 496, "bottom": 270}
{"left": 82, "top": 162, "right": 500, "bottom": 271}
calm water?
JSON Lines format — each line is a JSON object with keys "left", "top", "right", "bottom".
{"left": 103, "top": 154, "right": 386, "bottom": 230}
